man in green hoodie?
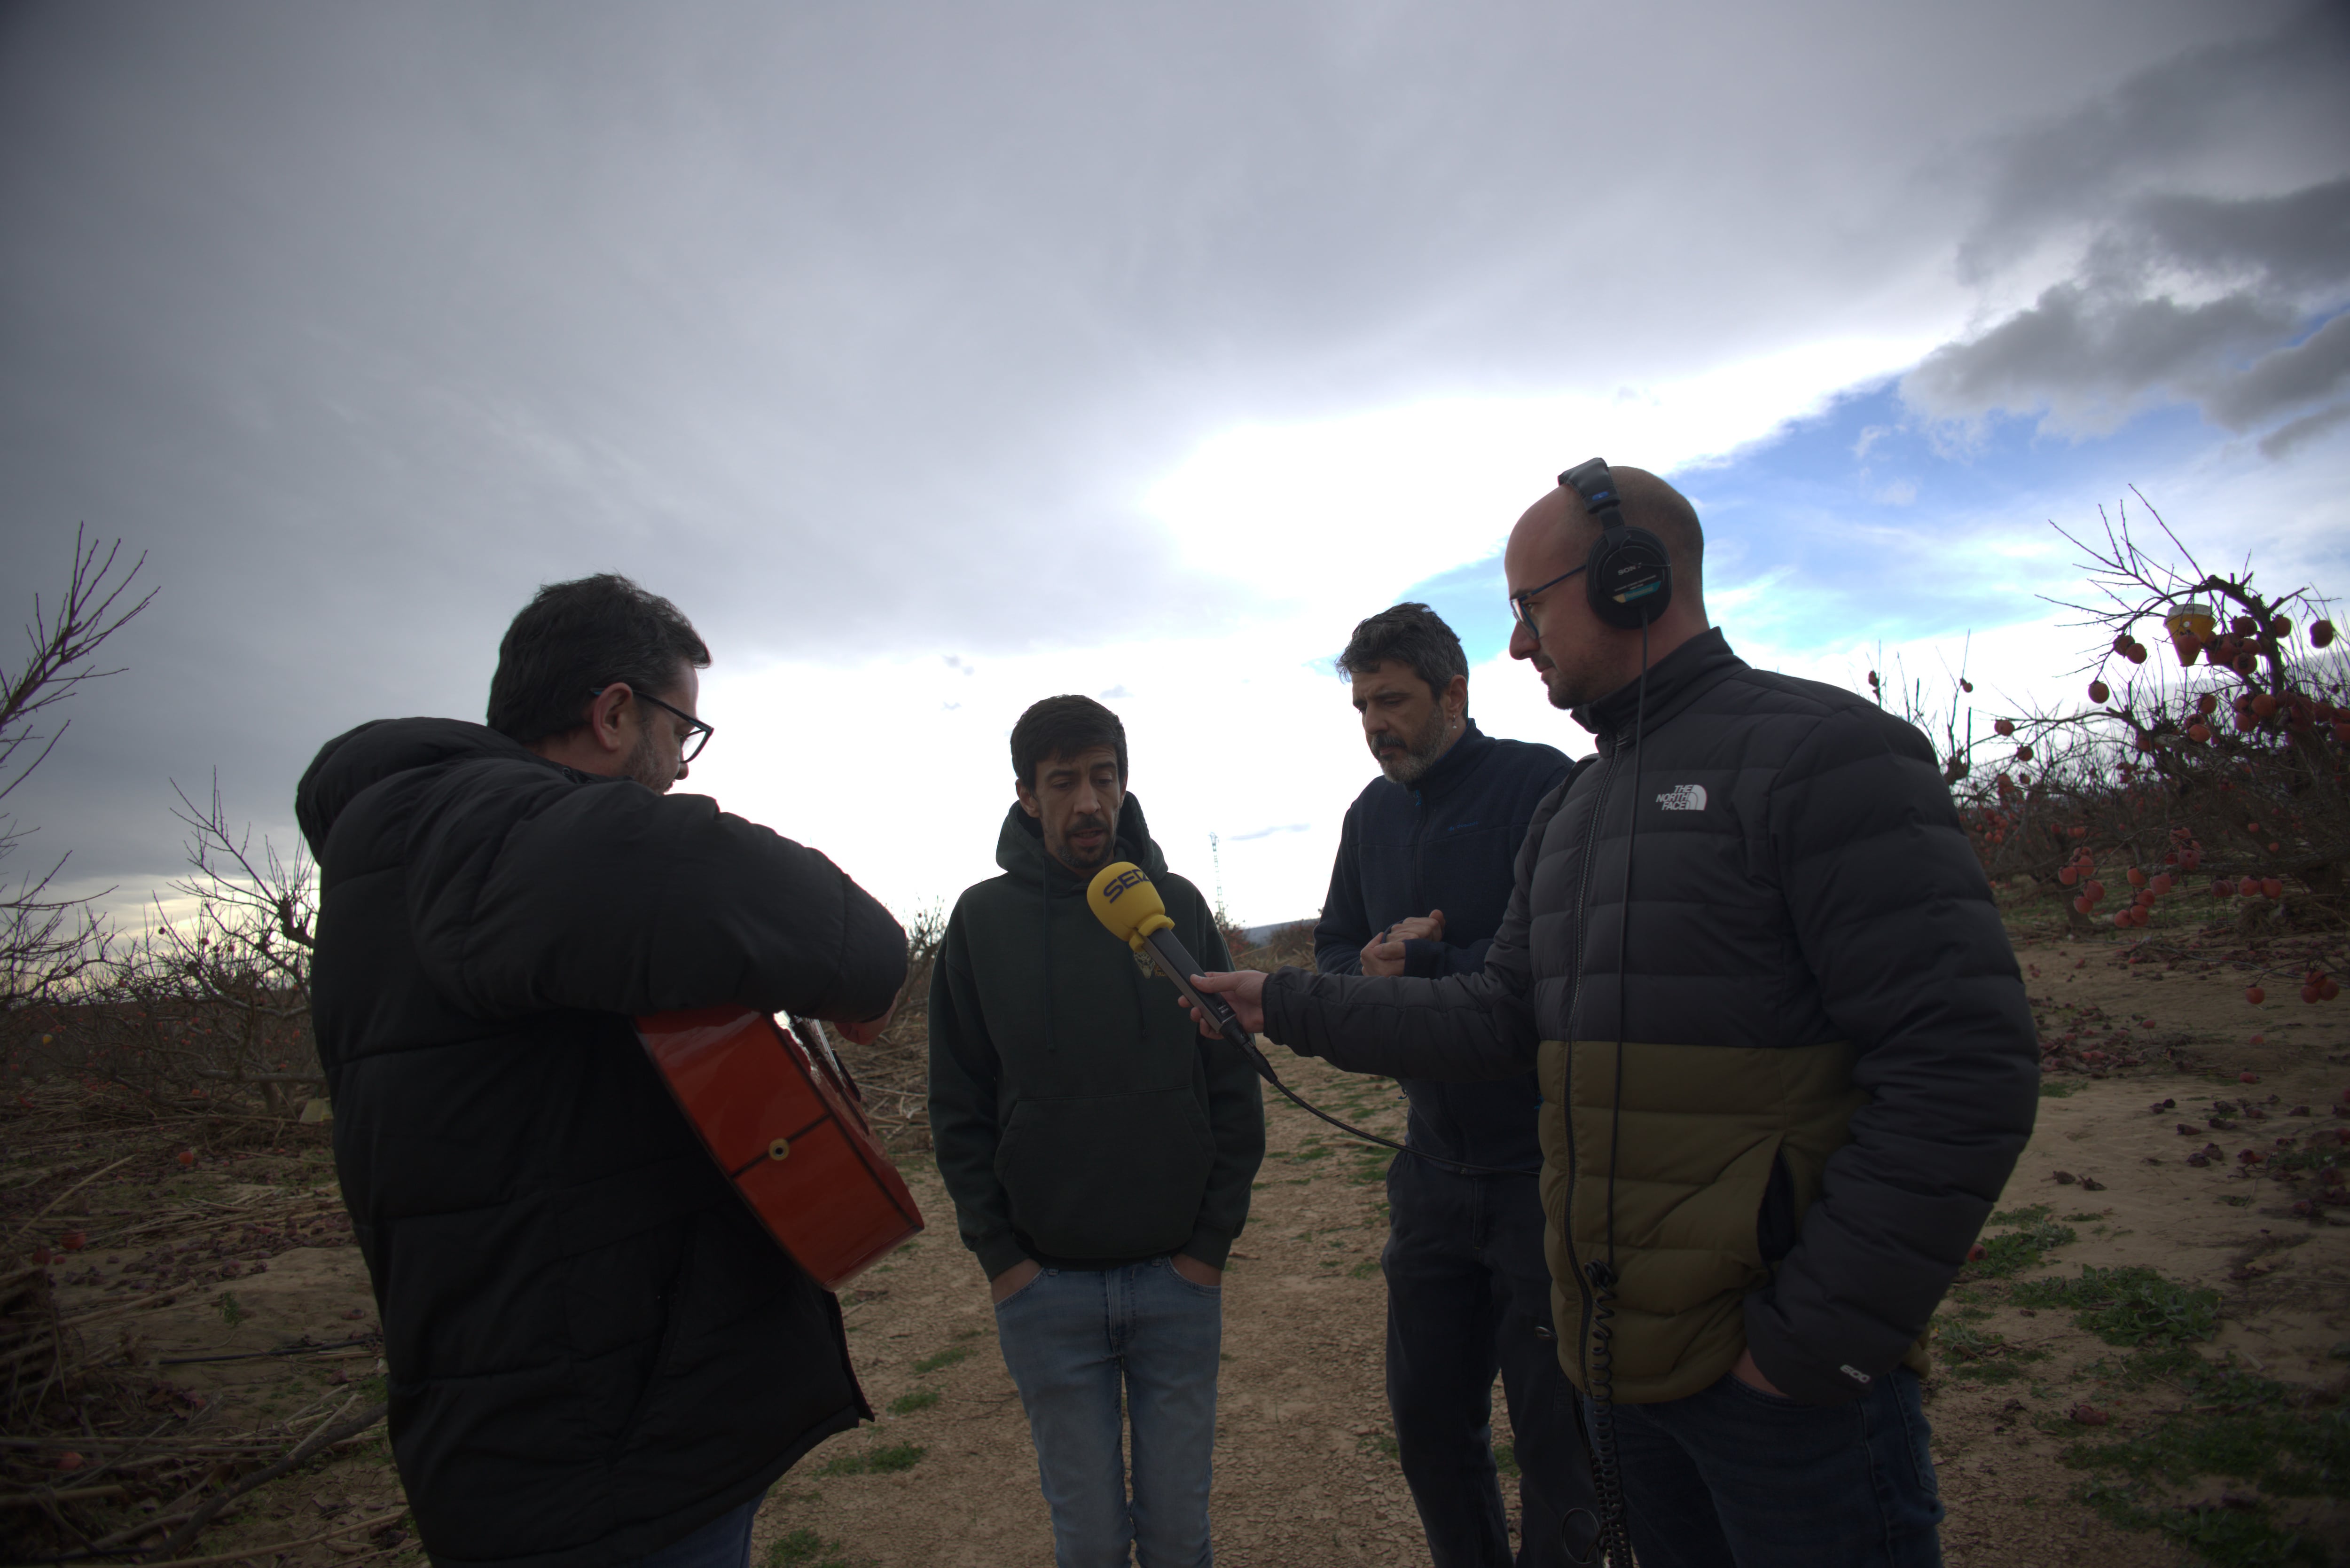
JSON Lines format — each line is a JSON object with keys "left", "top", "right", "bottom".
{"left": 929, "top": 694, "right": 1265, "bottom": 1568}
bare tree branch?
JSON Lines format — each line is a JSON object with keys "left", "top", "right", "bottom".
{"left": 0, "top": 528, "right": 153, "bottom": 1005}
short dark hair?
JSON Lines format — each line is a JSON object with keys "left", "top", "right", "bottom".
{"left": 487, "top": 573, "right": 711, "bottom": 745}
{"left": 1010, "top": 695, "right": 1128, "bottom": 789}
{"left": 1335, "top": 603, "right": 1468, "bottom": 698}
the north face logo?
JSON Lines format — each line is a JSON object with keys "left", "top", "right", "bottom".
{"left": 1655, "top": 784, "right": 1708, "bottom": 811}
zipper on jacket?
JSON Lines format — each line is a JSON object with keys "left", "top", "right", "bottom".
{"left": 1558, "top": 744, "right": 1621, "bottom": 1383}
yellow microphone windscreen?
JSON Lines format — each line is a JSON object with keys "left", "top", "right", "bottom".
{"left": 1086, "top": 861, "right": 1174, "bottom": 951}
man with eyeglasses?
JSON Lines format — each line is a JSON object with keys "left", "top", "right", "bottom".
{"left": 1183, "top": 467, "right": 2034, "bottom": 1567}
{"left": 296, "top": 573, "right": 907, "bottom": 1568}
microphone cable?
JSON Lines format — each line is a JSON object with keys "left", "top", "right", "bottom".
{"left": 1230, "top": 1037, "right": 1542, "bottom": 1179}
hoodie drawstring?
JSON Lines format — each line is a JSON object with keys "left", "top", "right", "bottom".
{"left": 1040, "top": 828, "right": 1056, "bottom": 1053}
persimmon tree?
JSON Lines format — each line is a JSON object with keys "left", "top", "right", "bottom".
{"left": 1945, "top": 494, "right": 2346, "bottom": 957}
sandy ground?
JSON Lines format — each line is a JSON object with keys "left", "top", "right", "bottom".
{"left": 22, "top": 919, "right": 2347, "bottom": 1567}
{"left": 757, "top": 924, "right": 2350, "bottom": 1567}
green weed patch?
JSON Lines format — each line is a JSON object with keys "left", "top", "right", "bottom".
{"left": 1963, "top": 1204, "right": 2079, "bottom": 1279}
{"left": 1934, "top": 1319, "right": 2049, "bottom": 1384}
{"left": 2010, "top": 1265, "right": 2219, "bottom": 1347}
{"left": 817, "top": 1440, "right": 926, "bottom": 1478}
{"left": 887, "top": 1387, "right": 940, "bottom": 1415}
{"left": 2061, "top": 1349, "right": 2348, "bottom": 1568}
{"left": 912, "top": 1344, "right": 972, "bottom": 1374}
{"left": 2079, "top": 1480, "right": 2333, "bottom": 1568}
{"left": 768, "top": 1528, "right": 851, "bottom": 1568}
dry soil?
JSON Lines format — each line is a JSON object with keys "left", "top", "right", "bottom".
{"left": 19, "top": 925, "right": 2349, "bottom": 1567}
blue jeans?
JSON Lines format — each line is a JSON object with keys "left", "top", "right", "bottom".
{"left": 1385, "top": 1160, "right": 1590, "bottom": 1567}
{"left": 993, "top": 1257, "right": 1222, "bottom": 1568}
{"left": 623, "top": 1495, "right": 763, "bottom": 1568}
{"left": 1592, "top": 1367, "right": 1942, "bottom": 1567}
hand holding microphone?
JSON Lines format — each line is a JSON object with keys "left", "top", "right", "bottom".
{"left": 1089, "top": 860, "right": 1534, "bottom": 1177}
{"left": 1084, "top": 862, "right": 1270, "bottom": 1051}
{"left": 1182, "top": 971, "right": 1267, "bottom": 1036}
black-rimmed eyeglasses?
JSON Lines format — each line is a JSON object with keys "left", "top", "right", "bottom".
{"left": 1508, "top": 564, "right": 1587, "bottom": 632}
{"left": 589, "top": 685, "right": 714, "bottom": 763}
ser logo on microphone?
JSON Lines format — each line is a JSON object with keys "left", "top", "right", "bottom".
{"left": 1098, "top": 867, "right": 1150, "bottom": 902}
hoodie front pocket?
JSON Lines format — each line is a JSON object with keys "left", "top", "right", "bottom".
{"left": 995, "top": 1088, "right": 1214, "bottom": 1260}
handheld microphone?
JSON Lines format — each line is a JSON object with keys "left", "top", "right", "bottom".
{"left": 1085, "top": 859, "right": 1539, "bottom": 1178}
{"left": 1085, "top": 861, "right": 1258, "bottom": 1056}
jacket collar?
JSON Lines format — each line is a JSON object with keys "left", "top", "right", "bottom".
{"left": 1575, "top": 627, "right": 1746, "bottom": 755}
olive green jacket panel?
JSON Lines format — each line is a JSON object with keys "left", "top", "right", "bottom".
{"left": 1538, "top": 1038, "right": 1870, "bottom": 1403}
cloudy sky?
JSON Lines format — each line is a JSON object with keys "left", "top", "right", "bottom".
{"left": 3, "top": 0, "right": 2345, "bottom": 932}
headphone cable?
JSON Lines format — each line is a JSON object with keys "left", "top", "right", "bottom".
{"left": 1578, "top": 616, "right": 1648, "bottom": 1568}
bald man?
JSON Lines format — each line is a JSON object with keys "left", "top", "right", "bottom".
{"left": 1186, "top": 463, "right": 2037, "bottom": 1567}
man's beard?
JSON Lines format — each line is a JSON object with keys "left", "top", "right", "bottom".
{"left": 1374, "top": 709, "right": 1453, "bottom": 785}
{"left": 624, "top": 728, "right": 673, "bottom": 793}
{"left": 1536, "top": 651, "right": 1609, "bottom": 713}
{"left": 1051, "top": 811, "right": 1115, "bottom": 869}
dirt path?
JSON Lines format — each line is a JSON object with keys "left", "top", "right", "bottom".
{"left": 771, "top": 930, "right": 2350, "bottom": 1568}
{"left": 757, "top": 1058, "right": 1436, "bottom": 1568}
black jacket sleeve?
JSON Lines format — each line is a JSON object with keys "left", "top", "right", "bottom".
{"left": 1314, "top": 805, "right": 1370, "bottom": 976}
{"left": 1740, "top": 705, "right": 2040, "bottom": 1405}
{"left": 1403, "top": 936, "right": 1495, "bottom": 977}
{"left": 1261, "top": 792, "right": 1560, "bottom": 1081}
{"left": 407, "top": 763, "right": 906, "bottom": 1023}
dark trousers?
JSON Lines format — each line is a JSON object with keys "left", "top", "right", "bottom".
{"left": 1384, "top": 1158, "right": 1591, "bottom": 1568}
{"left": 1598, "top": 1366, "right": 1943, "bottom": 1567}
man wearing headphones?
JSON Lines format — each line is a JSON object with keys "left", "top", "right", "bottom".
{"left": 1185, "top": 465, "right": 2037, "bottom": 1566}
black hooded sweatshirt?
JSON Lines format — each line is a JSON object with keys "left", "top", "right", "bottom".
{"left": 927, "top": 795, "right": 1264, "bottom": 1280}
{"left": 295, "top": 718, "right": 906, "bottom": 1568}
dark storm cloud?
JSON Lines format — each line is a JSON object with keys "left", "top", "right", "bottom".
{"left": 0, "top": 0, "right": 2298, "bottom": 900}
{"left": 1905, "top": 7, "right": 2350, "bottom": 443}
{"left": 1955, "top": 4, "right": 2350, "bottom": 281}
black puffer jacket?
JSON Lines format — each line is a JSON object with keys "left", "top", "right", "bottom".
{"left": 296, "top": 719, "right": 907, "bottom": 1568}
{"left": 1262, "top": 630, "right": 2038, "bottom": 1406}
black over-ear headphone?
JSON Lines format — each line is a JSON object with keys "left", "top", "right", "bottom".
{"left": 1559, "top": 458, "right": 1673, "bottom": 629}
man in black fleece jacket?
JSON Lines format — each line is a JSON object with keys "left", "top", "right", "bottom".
{"left": 297, "top": 576, "right": 905, "bottom": 1568}
{"left": 928, "top": 696, "right": 1263, "bottom": 1568}
{"left": 1317, "top": 602, "right": 1584, "bottom": 1568}
{"left": 1187, "top": 469, "right": 2037, "bottom": 1567}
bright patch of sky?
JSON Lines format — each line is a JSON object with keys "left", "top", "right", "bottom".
{"left": 689, "top": 374, "right": 2350, "bottom": 931}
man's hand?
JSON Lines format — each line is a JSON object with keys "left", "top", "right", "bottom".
{"left": 1170, "top": 1253, "right": 1222, "bottom": 1288}
{"left": 1361, "top": 910, "right": 1444, "bottom": 977}
{"left": 830, "top": 996, "right": 897, "bottom": 1047}
{"left": 1179, "top": 970, "right": 1268, "bottom": 1036}
{"left": 989, "top": 1258, "right": 1042, "bottom": 1304}
{"left": 1730, "top": 1347, "right": 1787, "bottom": 1397}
